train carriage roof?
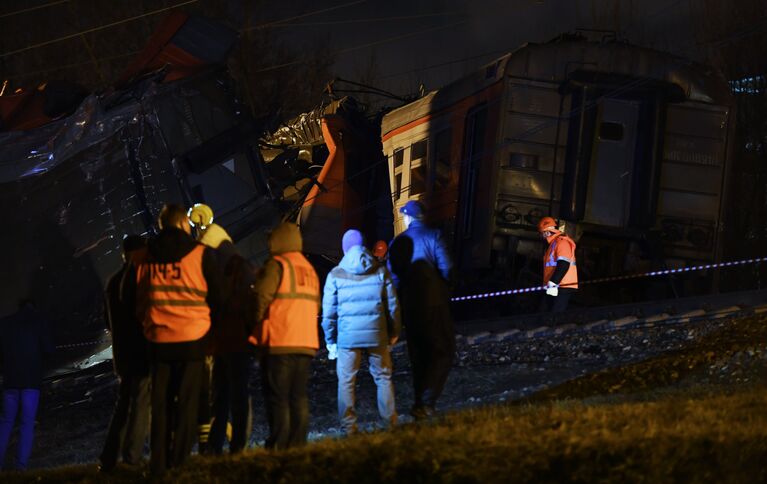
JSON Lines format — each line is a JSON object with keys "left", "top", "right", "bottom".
{"left": 382, "top": 35, "right": 732, "bottom": 138}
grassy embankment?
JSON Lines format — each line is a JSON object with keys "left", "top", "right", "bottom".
{"left": 10, "top": 315, "right": 767, "bottom": 483}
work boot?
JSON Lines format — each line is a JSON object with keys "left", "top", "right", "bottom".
{"left": 410, "top": 405, "right": 435, "bottom": 421}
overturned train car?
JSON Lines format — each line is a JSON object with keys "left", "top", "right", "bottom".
{"left": 382, "top": 35, "right": 734, "bottom": 302}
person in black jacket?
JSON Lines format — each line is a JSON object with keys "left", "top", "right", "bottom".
{"left": 388, "top": 201, "right": 455, "bottom": 420}
{"left": 192, "top": 214, "right": 255, "bottom": 455}
{"left": 0, "top": 299, "right": 54, "bottom": 471}
{"left": 99, "top": 235, "right": 150, "bottom": 472}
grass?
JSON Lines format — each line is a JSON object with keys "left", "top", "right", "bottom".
{"left": 9, "top": 316, "right": 767, "bottom": 483}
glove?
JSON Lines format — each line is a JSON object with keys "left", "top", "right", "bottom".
{"left": 327, "top": 343, "right": 338, "bottom": 361}
{"left": 546, "top": 281, "right": 559, "bottom": 297}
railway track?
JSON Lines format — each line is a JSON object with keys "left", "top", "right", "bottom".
{"left": 454, "top": 288, "right": 767, "bottom": 345}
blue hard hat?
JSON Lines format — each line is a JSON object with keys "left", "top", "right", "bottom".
{"left": 400, "top": 200, "right": 425, "bottom": 219}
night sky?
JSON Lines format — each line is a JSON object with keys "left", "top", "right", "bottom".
{"left": 316, "top": 0, "right": 701, "bottom": 95}
{"left": 0, "top": 0, "right": 723, "bottom": 100}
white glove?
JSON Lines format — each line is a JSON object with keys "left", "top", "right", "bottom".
{"left": 546, "top": 281, "right": 559, "bottom": 297}
{"left": 327, "top": 343, "right": 338, "bottom": 361}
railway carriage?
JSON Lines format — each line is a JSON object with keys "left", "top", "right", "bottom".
{"left": 381, "top": 34, "right": 735, "bottom": 301}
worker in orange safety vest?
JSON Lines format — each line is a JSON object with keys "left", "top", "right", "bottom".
{"left": 249, "top": 222, "right": 320, "bottom": 449}
{"left": 133, "top": 203, "right": 223, "bottom": 475}
{"left": 538, "top": 216, "right": 578, "bottom": 313}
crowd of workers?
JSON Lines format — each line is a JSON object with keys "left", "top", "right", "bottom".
{"left": 0, "top": 200, "right": 577, "bottom": 473}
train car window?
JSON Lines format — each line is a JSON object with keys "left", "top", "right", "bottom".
{"left": 433, "top": 129, "right": 452, "bottom": 188}
{"left": 411, "top": 139, "right": 428, "bottom": 161}
{"left": 392, "top": 148, "right": 405, "bottom": 200}
{"left": 509, "top": 152, "right": 539, "bottom": 169}
{"left": 393, "top": 148, "right": 405, "bottom": 169}
{"left": 599, "top": 122, "right": 624, "bottom": 141}
{"left": 410, "top": 164, "right": 427, "bottom": 195}
{"left": 485, "top": 61, "right": 499, "bottom": 79}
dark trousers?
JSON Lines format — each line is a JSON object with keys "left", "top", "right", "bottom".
{"left": 197, "top": 357, "right": 213, "bottom": 452}
{"left": 405, "top": 304, "right": 455, "bottom": 411}
{"left": 540, "top": 288, "right": 575, "bottom": 313}
{"left": 209, "top": 352, "right": 252, "bottom": 454}
{"left": 0, "top": 389, "right": 40, "bottom": 470}
{"left": 260, "top": 354, "right": 312, "bottom": 450}
{"left": 100, "top": 373, "right": 150, "bottom": 468}
{"left": 150, "top": 359, "right": 203, "bottom": 474}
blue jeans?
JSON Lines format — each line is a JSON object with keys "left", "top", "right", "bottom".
{"left": 337, "top": 347, "right": 397, "bottom": 433}
{"left": 0, "top": 389, "right": 40, "bottom": 470}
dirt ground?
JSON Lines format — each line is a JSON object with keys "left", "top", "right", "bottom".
{"left": 14, "top": 316, "right": 735, "bottom": 470}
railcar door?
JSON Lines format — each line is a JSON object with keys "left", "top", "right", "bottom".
{"left": 456, "top": 105, "right": 488, "bottom": 266}
{"left": 583, "top": 98, "right": 640, "bottom": 227}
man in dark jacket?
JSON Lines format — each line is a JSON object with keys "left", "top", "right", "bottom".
{"left": 0, "top": 299, "right": 54, "bottom": 470}
{"left": 388, "top": 201, "right": 455, "bottom": 420}
{"left": 99, "top": 235, "right": 150, "bottom": 472}
{"left": 131, "top": 203, "right": 223, "bottom": 475}
{"left": 322, "top": 229, "right": 401, "bottom": 434}
{"left": 194, "top": 216, "right": 254, "bottom": 455}
{"left": 249, "top": 222, "right": 320, "bottom": 449}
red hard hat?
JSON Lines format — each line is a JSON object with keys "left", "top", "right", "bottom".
{"left": 537, "top": 216, "right": 559, "bottom": 233}
{"left": 373, "top": 240, "right": 388, "bottom": 258}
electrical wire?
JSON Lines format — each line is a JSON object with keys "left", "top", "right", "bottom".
{"left": 3, "top": 0, "right": 370, "bottom": 79}
{"left": 261, "top": 12, "right": 460, "bottom": 28}
{"left": 0, "top": 0, "right": 199, "bottom": 59}
{"left": 375, "top": 49, "right": 509, "bottom": 81}
{"left": 0, "top": 0, "right": 69, "bottom": 20}
{"left": 242, "top": 0, "right": 368, "bottom": 32}
{"left": 5, "top": 50, "right": 141, "bottom": 79}
{"left": 255, "top": 20, "right": 468, "bottom": 73}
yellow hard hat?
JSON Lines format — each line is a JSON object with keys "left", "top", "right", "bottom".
{"left": 199, "top": 223, "right": 232, "bottom": 249}
{"left": 188, "top": 203, "right": 214, "bottom": 229}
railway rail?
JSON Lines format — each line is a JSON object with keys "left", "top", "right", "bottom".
{"left": 454, "top": 287, "right": 767, "bottom": 344}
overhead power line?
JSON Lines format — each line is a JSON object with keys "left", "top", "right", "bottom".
{"left": 5, "top": 51, "right": 141, "bottom": 79}
{"left": 256, "top": 20, "right": 468, "bottom": 73}
{"left": 0, "top": 0, "right": 70, "bottom": 20}
{"left": 376, "top": 49, "right": 509, "bottom": 81}
{"left": 262, "top": 12, "right": 460, "bottom": 28}
{"left": 0, "top": 0, "right": 199, "bottom": 59}
{"left": 243, "top": 0, "right": 368, "bottom": 32}
{"left": 3, "top": 0, "right": 369, "bottom": 78}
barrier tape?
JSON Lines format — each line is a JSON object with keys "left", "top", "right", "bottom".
{"left": 47, "top": 256, "right": 767, "bottom": 350}
{"left": 55, "top": 339, "right": 110, "bottom": 350}
{"left": 451, "top": 256, "right": 767, "bottom": 302}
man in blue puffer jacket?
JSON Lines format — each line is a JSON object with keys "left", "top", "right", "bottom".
{"left": 322, "top": 229, "right": 401, "bottom": 434}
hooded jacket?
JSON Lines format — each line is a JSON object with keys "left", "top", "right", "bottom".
{"left": 105, "top": 261, "right": 148, "bottom": 376}
{"left": 322, "top": 245, "right": 401, "bottom": 349}
{"left": 197, "top": 225, "right": 255, "bottom": 355}
{"left": 250, "top": 223, "right": 319, "bottom": 355}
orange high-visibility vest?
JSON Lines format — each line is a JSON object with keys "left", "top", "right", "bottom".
{"left": 249, "top": 252, "right": 320, "bottom": 350}
{"left": 543, "top": 233, "right": 579, "bottom": 289}
{"left": 135, "top": 244, "right": 211, "bottom": 343}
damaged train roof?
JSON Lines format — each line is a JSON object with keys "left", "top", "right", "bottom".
{"left": 382, "top": 33, "right": 733, "bottom": 137}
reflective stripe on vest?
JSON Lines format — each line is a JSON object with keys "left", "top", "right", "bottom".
{"left": 136, "top": 244, "right": 211, "bottom": 343}
{"left": 250, "top": 252, "right": 320, "bottom": 349}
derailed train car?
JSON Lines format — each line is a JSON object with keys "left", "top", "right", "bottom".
{"left": 261, "top": 95, "right": 393, "bottom": 262}
{"left": 381, "top": 34, "right": 735, "bottom": 302}
{"left": 0, "top": 14, "right": 278, "bottom": 369}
